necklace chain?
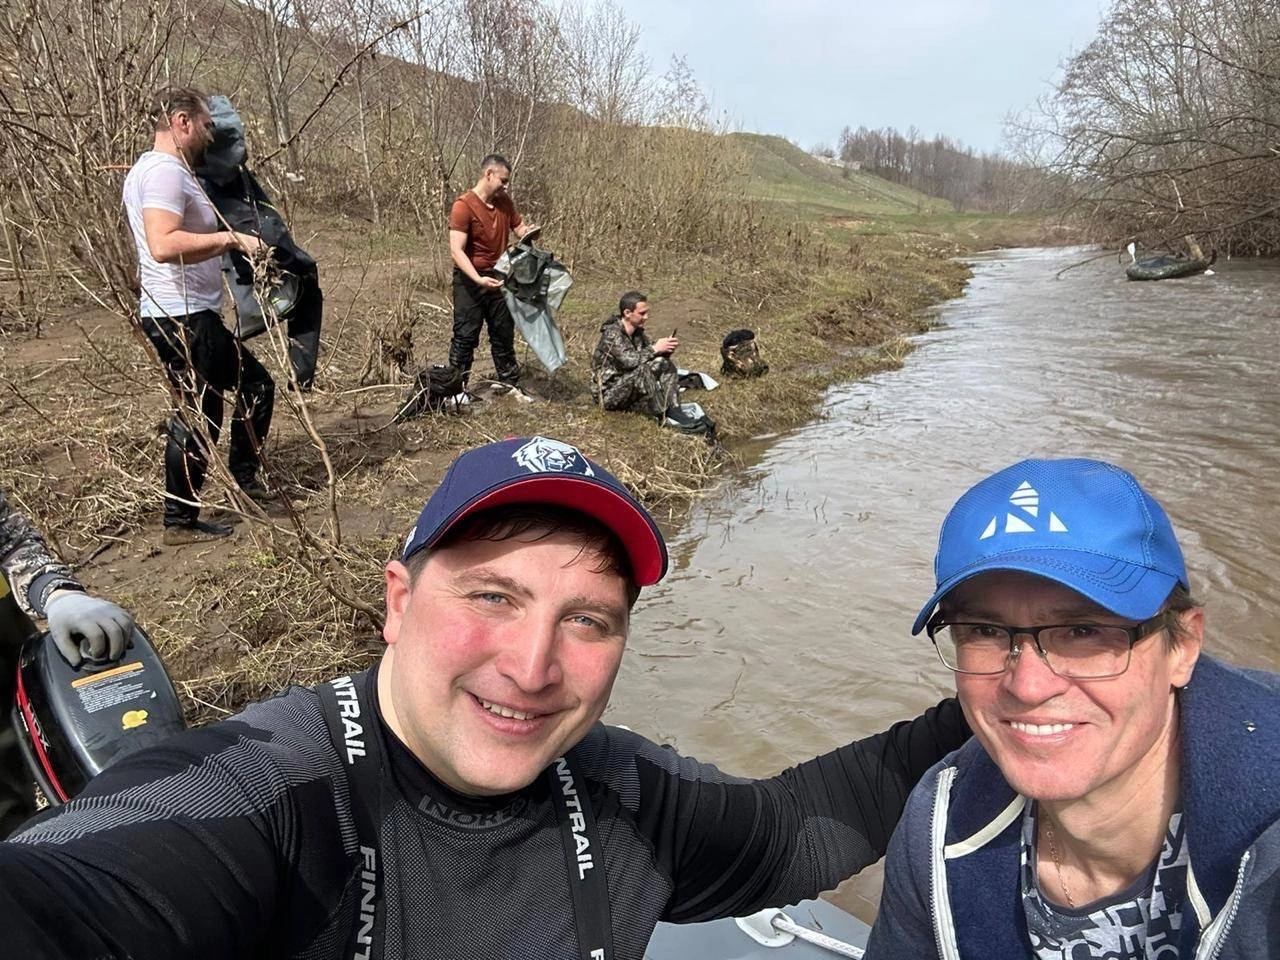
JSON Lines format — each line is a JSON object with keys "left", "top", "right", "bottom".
{"left": 1042, "top": 817, "right": 1076, "bottom": 909}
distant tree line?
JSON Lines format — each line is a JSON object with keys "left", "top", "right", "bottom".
{"left": 830, "top": 0, "right": 1280, "bottom": 256}
{"left": 833, "top": 126, "right": 1066, "bottom": 214}
{"left": 1022, "top": 0, "right": 1280, "bottom": 256}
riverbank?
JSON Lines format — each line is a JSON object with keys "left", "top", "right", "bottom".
{"left": 0, "top": 213, "right": 1057, "bottom": 719}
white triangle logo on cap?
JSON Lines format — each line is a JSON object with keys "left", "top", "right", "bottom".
{"left": 978, "top": 481, "right": 1070, "bottom": 540}
{"left": 1004, "top": 513, "right": 1034, "bottom": 534}
{"left": 1009, "top": 481, "right": 1038, "bottom": 516}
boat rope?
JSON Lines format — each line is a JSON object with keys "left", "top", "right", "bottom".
{"left": 768, "top": 912, "right": 865, "bottom": 958}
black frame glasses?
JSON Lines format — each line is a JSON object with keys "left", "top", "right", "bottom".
{"left": 925, "top": 614, "right": 1167, "bottom": 679}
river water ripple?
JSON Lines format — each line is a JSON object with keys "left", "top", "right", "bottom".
{"left": 606, "top": 246, "right": 1280, "bottom": 920}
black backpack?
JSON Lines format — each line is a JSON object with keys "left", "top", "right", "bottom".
{"left": 394, "top": 364, "right": 466, "bottom": 421}
{"left": 504, "top": 241, "right": 556, "bottom": 304}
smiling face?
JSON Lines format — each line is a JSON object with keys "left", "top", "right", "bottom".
{"left": 946, "top": 571, "right": 1201, "bottom": 811}
{"left": 379, "top": 528, "right": 631, "bottom": 796}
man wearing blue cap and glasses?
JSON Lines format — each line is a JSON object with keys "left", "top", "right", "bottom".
{"left": 0, "top": 436, "right": 968, "bottom": 959}
{"left": 867, "top": 458, "right": 1280, "bottom": 960}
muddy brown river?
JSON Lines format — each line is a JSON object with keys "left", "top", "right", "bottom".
{"left": 605, "top": 246, "right": 1280, "bottom": 922}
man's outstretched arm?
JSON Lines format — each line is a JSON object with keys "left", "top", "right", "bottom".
{"left": 629, "top": 696, "right": 970, "bottom": 923}
{"left": 0, "top": 703, "right": 351, "bottom": 959}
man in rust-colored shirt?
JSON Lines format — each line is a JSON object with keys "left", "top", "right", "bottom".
{"left": 447, "top": 154, "right": 537, "bottom": 387}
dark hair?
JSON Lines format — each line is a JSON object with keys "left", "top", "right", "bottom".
{"left": 480, "top": 153, "right": 511, "bottom": 174}
{"left": 618, "top": 290, "right": 647, "bottom": 316}
{"left": 1159, "top": 584, "right": 1201, "bottom": 648}
{"left": 148, "top": 87, "right": 208, "bottom": 131}
{"left": 404, "top": 504, "right": 640, "bottom": 607}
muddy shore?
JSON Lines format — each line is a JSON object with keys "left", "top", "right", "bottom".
{"left": 0, "top": 222, "right": 999, "bottom": 719}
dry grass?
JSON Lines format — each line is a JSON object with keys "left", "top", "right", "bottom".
{"left": 0, "top": 0, "right": 982, "bottom": 727}
{"left": 1, "top": 213, "right": 968, "bottom": 724}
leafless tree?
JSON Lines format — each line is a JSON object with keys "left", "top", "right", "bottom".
{"left": 837, "top": 125, "right": 1054, "bottom": 213}
{"left": 1043, "top": 0, "right": 1280, "bottom": 254}
{"left": 555, "top": 0, "right": 649, "bottom": 125}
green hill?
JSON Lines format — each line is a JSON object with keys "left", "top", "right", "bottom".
{"left": 731, "top": 132, "right": 951, "bottom": 217}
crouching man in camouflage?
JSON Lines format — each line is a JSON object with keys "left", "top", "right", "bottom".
{"left": 590, "top": 290, "right": 681, "bottom": 422}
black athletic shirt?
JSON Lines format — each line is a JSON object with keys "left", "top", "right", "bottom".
{"left": 0, "top": 666, "right": 967, "bottom": 959}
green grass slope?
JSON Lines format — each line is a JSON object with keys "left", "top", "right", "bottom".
{"left": 732, "top": 132, "right": 951, "bottom": 217}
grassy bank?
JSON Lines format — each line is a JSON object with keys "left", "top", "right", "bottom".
{"left": 2, "top": 205, "right": 1012, "bottom": 720}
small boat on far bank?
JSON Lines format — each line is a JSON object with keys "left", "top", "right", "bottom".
{"left": 1125, "top": 241, "right": 1216, "bottom": 281}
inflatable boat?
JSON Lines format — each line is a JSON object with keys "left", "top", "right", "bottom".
{"left": 1125, "top": 242, "right": 1216, "bottom": 281}
{"left": 647, "top": 898, "right": 870, "bottom": 958}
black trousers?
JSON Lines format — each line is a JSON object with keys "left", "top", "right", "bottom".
{"left": 286, "top": 275, "right": 323, "bottom": 389}
{"left": 449, "top": 268, "right": 520, "bottom": 384}
{"left": 142, "top": 310, "right": 275, "bottom": 527}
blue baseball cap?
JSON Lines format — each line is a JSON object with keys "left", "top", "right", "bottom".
{"left": 401, "top": 436, "right": 669, "bottom": 587}
{"left": 912, "top": 458, "right": 1189, "bottom": 634}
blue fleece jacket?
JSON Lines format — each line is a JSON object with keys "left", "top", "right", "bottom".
{"left": 866, "top": 655, "right": 1280, "bottom": 959}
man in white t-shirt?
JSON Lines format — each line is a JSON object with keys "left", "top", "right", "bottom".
{"left": 123, "top": 87, "right": 274, "bottom": 545}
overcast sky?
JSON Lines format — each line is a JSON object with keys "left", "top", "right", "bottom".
{"left": 611, "top": 0, "right": 1108, "bottom": 154}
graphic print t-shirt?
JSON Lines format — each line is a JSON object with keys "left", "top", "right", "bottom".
{"left": 1021, "top": 807, "right": 1189, "bottom": 959}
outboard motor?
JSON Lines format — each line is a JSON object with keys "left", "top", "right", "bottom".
{"left": 12, "top": 621, "right": 186, "bottom": 805}
{"left": 0, "top": 575, "right": 38, "bottom": 831}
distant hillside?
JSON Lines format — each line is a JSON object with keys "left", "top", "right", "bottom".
{"left": 731, "top": 132, "right": 951, "bottom": 217}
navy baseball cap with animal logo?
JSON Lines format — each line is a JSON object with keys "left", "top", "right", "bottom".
{"left": 401, "top": 436, "right": 669, "bottom": 586}
{"left": 913, "top": 458, "right": 1189, "bottom": 634}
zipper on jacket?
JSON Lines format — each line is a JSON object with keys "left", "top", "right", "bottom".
{"left": 1194, "top": 849, "right": 1250, "bottom": 960}
{"left": 929, "top": 767, "right": 962, "bottom": 960}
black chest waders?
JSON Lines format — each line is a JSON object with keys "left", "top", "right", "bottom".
{"left": 0, "top": 572, "right": 36, "bottom": 661}
{"left": 318, "top": 675, "right": 614, "bottom": 959}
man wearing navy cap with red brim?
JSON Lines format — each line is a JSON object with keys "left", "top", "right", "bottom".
{"left": 0, "top": 436, "right": 968, "bottom": 960}
{"left": 868, "top": 458, "right": 1280, "bottom": 960}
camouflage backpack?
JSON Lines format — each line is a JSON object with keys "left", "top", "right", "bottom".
{"left": 720, "top": 329, "right": 769, "bottom": 378}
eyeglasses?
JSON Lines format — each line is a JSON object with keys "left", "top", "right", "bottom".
{"left": 926, "top": 614, "right": 1167, "bottom": 679}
